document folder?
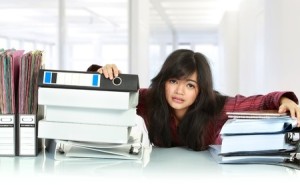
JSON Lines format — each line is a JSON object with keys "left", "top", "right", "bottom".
{"left": 38, "top": 87, "right": 138, "bottom": 110}
{"left": 0, "top": 114, "right": 15, "bottom": 156}
{"left": 38, "top": 119, "right": 132, "bottom": 144}
{"left": 38, "top": 69, "right": 139, "bottom": 92}
{"left": 18, "top": 114, "right": 37, "bottom": 156}
{"left": 220, "top": 117, "right": 297, "bottom": 135}
{"left": 44, "top": 106, "right": 137, "bottom": 126}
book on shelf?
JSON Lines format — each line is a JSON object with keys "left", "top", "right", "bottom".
{"left": 38, "top": 87, "right": 139, "bottom": 110}
{"left": 38, "top": 119, "right": 133, "bottom": 144}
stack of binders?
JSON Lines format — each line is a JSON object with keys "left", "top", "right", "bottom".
{"left": 37, "top": 69, "right": 148, "bottom": 160}
{"left": 209, "top": 110, "right": 300, "bottom": 169}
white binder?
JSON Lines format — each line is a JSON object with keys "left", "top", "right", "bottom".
{"left": 38, "top": 119, "right": 133, "bottom": 144}
{"left": 18, "top": 114, "right": 37, "bottom": 156}
{"left": 38, "top": 87, "right": 139, "bottom": 110}
{"left": 44, "top": 106, "right": 136, "bottom": 126}
{"left": 0, "top": 115, "right": 15, "bottom": 156}
{"left": 48, "top": 137, "right": 144, "bottom": 161}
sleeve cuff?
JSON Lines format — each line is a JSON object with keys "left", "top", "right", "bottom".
{"left": 280, "top": 91, "right": 299, "bottom": 104}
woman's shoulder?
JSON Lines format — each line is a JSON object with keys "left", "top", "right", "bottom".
{"left": 138, "top": 88, "right": 149, "bottom": 97}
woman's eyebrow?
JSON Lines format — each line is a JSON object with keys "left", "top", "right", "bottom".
{"left": 186, "top": 79, "right": 197, "bottom": 83}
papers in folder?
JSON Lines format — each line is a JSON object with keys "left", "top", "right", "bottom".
{"left": 18, "top": 51, "right": 43, "bottom": 114}
{"left": 0, "top": 49, "right": 24, "bottom": 114}
{"left": 0, "top": 49, "right": 42, "bottom": 114}
{"left": 0, "top": 49, "right": 43, "bottom": 156}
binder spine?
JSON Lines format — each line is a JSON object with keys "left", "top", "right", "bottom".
{"left": 38, "top": 69, "right": 139, "bottom": 92}
{"left": 0, "top": 114, "right": 16, "bottom": 156}
{"left": 18, "top": 114, "right": 37, "bottom": 156}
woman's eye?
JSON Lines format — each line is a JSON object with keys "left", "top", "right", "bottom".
{"left": 169, "top": 79, "right": 177, "bottom": 84}
{"left": 187, "top": 84, "right": 195, "bottom": 89}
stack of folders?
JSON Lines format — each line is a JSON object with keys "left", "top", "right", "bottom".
{"left": 209, "top": 110, "right": 300, "bottom": 169}
{"left": 0, "top": 49, "right": 43, "bottom": 156}
{"left": 37, "top": 69, "right": 149, "bottom": 160}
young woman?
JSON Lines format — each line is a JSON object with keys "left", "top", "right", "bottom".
{"left": 87, "top": 49, "right": 300, "bottom": 151}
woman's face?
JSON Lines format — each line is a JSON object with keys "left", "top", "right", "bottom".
{"left": 165, "top": 71, "right": 199, "bottom": 115}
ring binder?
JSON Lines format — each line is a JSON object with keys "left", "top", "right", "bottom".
{"left": 47, "top": 138, "right": 144, "bottom": 160}
{"left": 38, "top": 69, "right": 139, "bottom": 92}
{"left": 285, "top": 132, "right": 300, "bottom": 145}
{"left": 112, "top": 76, "right": 122, "bottom": 86}
{"left": 130, "top": 144, "right": 142, "bottom": 155}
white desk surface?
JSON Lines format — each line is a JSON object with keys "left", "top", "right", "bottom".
{"left": 0, "top": 147, "right": 299, "bottom": 184}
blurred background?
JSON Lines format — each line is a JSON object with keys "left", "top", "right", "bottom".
{"left": 0, "top": 0, "right": 299, "bottom": 97}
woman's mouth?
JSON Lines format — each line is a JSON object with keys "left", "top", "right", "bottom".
{"left": 172, "top": 96, "right": 184, "bottom": 103}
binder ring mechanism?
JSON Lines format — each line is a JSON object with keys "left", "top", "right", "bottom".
{"left": 286, "top": 132, "right": 300, "bottom": 145}
{"left": 112, "top": 76, "right": 122, "bottom": 86}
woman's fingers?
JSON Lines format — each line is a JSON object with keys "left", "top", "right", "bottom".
{"left": 111, "top": 64, "right": 119, "bottom": 78}
{"left": 97, "top": 64, "right": 120, "bottom": 80}
{"left": 279, "top": 97, "right": 300, "bottom": 126}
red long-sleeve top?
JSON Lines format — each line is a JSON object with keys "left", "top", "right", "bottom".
{"left": 87, "top": 64, "right": 299, "bottom": 149}
{"left": 137, "top": 88, "right": 298, "bottom": 148}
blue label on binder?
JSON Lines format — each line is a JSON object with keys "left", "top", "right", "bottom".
{"left": 44, "top": 72, "right": 52, "bottom": 84}
{"left": 92, "top": 74, "right": 99, "bottom": 87}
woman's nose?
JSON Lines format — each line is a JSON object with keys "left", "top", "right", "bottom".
{"left": 175, "top": 84, "right": 185, "bottom": 95}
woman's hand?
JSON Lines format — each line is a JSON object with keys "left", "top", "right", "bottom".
{"left": 279, "top": 97, "right": 300, "bottom": 126}
{"left": 97, "top": 64, "right": 120, "bottom": 80}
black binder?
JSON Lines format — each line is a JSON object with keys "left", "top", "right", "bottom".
{"left": 38, "top": 69, "right": 139, "bottom": 92}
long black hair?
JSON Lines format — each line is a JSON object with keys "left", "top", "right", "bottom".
{"left": 145, "top": 49, "right": 227, "bottom": 151}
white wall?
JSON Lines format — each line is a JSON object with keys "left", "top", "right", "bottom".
{"left": 218, "top": 11, "right": 239, "bottom": 96}
{"left": 264, "top": 0, "right": 300, "bottom": 97}
{"left": 129, "top": 0, "right": 150, "bottom": 88}
{"left": 238, "top": 0, "right": 265, "bottom": 96}
{"left": 220, "top": 0, "right": 300, "bottom": 99}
